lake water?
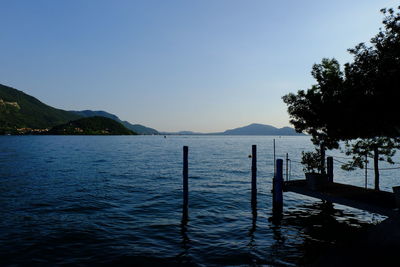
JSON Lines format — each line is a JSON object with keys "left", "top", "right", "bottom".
{"left": 0, "top": 135, "right": 395, "bottom": 266}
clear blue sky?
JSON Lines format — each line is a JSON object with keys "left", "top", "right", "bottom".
{"left": 0, "top": 0, "right": 397, "bottom": 132}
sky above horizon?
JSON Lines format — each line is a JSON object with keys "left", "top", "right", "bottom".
{"left": 0, "top": 0, "right": 398, "bottom": 132}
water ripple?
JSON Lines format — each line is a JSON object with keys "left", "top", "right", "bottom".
{"left": 0, "top": 136, "right": 385, "bottom": 266}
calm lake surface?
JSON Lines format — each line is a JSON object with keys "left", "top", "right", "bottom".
{"left": 0, "top": 135, "right": 395, "bottom": 266}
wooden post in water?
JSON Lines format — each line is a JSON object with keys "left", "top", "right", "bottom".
{"left": 251, "top": 145, "right": 257, "bottom": 206}
{"left": 273, "top": 159, "right": 283, "bottom": 215}
{"left": 285, "top": 153, "right": 289, "bottom": 181}
{"left": 365, "top": 155, "right": 368, "bottom": 189}
{"left": 273, "top": 139, "right": 276, "bottom": 178}
{"left": 183, "top": 146, "right": 189, "bottom": 217}
{"left": 327, "top": 156, "right": 333, "bottom": 183}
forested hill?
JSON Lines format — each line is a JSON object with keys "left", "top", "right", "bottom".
{"left": 48, "top": 116, "right": 136, "bottom": 135}
{"left": 0, "top": 84, "right": 81, "bottom": 131}
{"left": 71, "top": 110, "right": 159, "bottom": 135}
{"left": 0, "top": 84, "right": 158, "bottom": 135}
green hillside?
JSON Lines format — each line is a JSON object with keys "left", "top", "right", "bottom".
{"left": 121, "top": 122, "right": 158, "bottom": 135}
{"left": 48, "top": 116, "right": 137, "bottom": 135}
{"left": 71, "top": 110, "right": 159, "bottom": 135}
{"left": 0, "top": 84, "right": 81, "bottom": 131}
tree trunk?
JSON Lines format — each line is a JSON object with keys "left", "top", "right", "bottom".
{"left": 373, "top": 147, "right": 380, "bottom": 190}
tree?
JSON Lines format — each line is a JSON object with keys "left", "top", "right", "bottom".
{"left": 342, "top": 137, "right": 400, "bottom": 190}
{"left": 282, "top": 58, "right": 344, "bottom": 172}
{"left": 284, "top": 6, "right": 400, "bottom": 139}
{"left": 337, "top": 6, "right": 400, "bottom": 189}
{"left": 282, "top": 58, "right": 344, "bottom": 150}
{"left": 343, "top": 6, "right": 400, "bottom": 138}
{"left": 283, "top": 6, "right": 400, "bottom": 186}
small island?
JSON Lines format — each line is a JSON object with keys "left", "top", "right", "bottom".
{"left": 48, "top": 116, "right": 137, "bottom": 135}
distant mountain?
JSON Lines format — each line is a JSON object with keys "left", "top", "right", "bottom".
{"left": 71, "top": 110, "right": 158, "bottom": 135}
{"left": 162, "top": 124, "right": 304, "bottom": 136}
{"left": 160, "top": 131, "right": 205, "bottom": 135}
{"left": 176, "top": 131, "right": 203, "bottom": 135}
{"left": 0, "top": 84, "right": 81, "bottom": 132}
{"left": 48, "top": 116, "right": 136, "bottom": 135}
{"left": 222, "top": 123, "right": 304, "bottom": 135}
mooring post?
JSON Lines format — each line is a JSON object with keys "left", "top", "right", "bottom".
{"left": 183, "top": 146, "right": 189, "bottom": 216}
{"left": 251, "top": 145, "right": 257, "bottom": 206}
{"left": 273, "top": 159, "right": 283, "bottom": 215}
{"left": 365, "top": 155, "right": 368, "bottom": 189}
{"left": 285, "top": 153, "right": 289, "bottom": 181}
{"left": 273, "top": 139, "right": 276, "bottom": 178}
{"left": 327, "top": 156, "right": 333, "bottom": 183}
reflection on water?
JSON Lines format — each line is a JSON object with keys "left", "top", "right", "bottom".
{"left": 0, "top": 136, "right": 386, "bottom": 266}
{"left": 247, "top": 202, "right": 257, "bottom": 249}
{"left": 179, "top": 211, "right": 191, "bottom": 265}
{"left": 272, "top": 201, "right": 383, "bottom": 266}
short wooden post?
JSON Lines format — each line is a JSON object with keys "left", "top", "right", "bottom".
{"left": 251, "top": 145, "right": 257, "bottom": 206}
{"left": 327, "top": 156, "right": 333, "bottom": 183}
{"left": 183, "top": 146, "right": 189, "bottom": 216}
{"left": 273, "top": 159, "right": 283, "bottom": 215}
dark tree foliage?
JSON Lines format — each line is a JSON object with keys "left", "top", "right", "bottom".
{"left": 283, "top": 6, "right": 400, "bottom": 186}
{"left": 48, "top": 116, "right": 136, "bottom": 135}
{"left": 339, "top": 7, "right": 400, "bottom": 188}
{"left": 284, "top": 6, "right": 400, "bottom": 141}
{"left": 343, "top": 6, "right": 400, "bottom": 137}
{"left": 282, "top": 58, "right": 343, "bottom": 149}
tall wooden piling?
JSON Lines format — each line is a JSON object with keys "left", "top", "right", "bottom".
{"left": 273, "top": 139, "right": 276, "bottom": 177}
{"left": 273, "top": 159, "right": 283, "bottom": 215}
{"left": 251, "top": 145, "right": 257, "bottom": 206}
{"left": 183, "top": 146, "right": 189, "bottom": 216}
{"left": 285, "top": 153, "right": 289, "bottom": 181}
{"left": 327, "top": 156, "right": 333, "bottom": 183}
{"left": 365, "top": 155, "right": 368, "bottom": 189}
